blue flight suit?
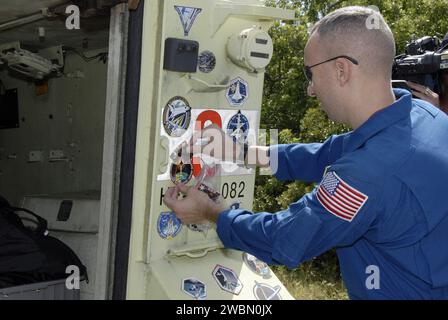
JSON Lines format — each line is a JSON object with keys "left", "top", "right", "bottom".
{"left": 216, "top": 89, "right": 448, "bottom": 299}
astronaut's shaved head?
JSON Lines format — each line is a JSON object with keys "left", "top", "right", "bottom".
{"left": 310, "top": 6, "right": 396, "bottom": 80}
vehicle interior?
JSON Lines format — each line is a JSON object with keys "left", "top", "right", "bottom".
{"left": 0, "top": 0, "right": 128, "bottom": 299}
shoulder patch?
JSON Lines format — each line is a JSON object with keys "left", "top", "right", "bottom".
{"left": 316, "top": 171, "right": 368, "bottom": 222}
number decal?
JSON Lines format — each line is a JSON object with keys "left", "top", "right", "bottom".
{"left": 238, "top": 182, "right": 245, "bottom": 198}
{"left": 222, "top": 183, "right": 229, "bottom": 199}
{"left": 230, "top": 182, "right": 237, "bottom": 198}
{"left": 221, "top": 182, "right": 245, "bottom": 199}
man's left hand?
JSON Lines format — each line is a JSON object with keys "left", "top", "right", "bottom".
{"left": 163, "top": 183, "right": 226, "bottom": 224}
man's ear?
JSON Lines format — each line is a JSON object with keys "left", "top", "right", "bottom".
{"left": 335, "top": 59, "right": 351, "bottom": 86}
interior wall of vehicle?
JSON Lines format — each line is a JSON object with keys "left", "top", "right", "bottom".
{"left": 0, "top": 4, "right": 112, "bottom": 299}
{"left": 0, "top": 50, "right": 108, "bottom": 205}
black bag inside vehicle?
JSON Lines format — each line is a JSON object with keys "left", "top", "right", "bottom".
{"left": 0, "top": 195, "right": 88, "bottom": 288}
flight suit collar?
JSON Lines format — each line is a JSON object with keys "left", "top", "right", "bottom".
{"left": 343, "top": 89, "right": 412, "bottom": 153}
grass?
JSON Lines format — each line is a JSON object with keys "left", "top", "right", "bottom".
{"left": 272, "top": 252, "right": 349, "bottom": 300}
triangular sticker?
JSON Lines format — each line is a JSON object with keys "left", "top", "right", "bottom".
{"left": 174, "top": 6, "right": 202, "bottom": 36}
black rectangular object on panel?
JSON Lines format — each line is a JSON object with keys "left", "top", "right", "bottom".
{"left": 0, "top": 89, "right": 19, "bottom": 130}
{"left": 163, "top": 38, "right": 199, "bottom": 72}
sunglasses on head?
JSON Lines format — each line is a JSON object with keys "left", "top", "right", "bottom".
{"left": 304, "top": 55, "right": 359, "bottom": 83}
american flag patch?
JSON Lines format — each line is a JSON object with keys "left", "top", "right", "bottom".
{"left": 316, "top": 172, "right": 368, "bottom": 222}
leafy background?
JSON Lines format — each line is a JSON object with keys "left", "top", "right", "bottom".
{"left": 257, "top": 0, "right": 448, "bottom": 299}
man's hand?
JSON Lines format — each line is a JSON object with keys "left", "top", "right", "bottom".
{"left": 163, "top": 183, "right": 227, "bottom": 224}
{"left": 407, "top": 81, "right": 440, "bottom": 108}
{"left": 190, "top": 124, "right": 243, "bottom": 163}
{"left": 189, "top": 124, "right": 270, "bottom": 168}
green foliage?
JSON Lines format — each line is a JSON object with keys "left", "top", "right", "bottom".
{"left": 253, "top": 175, "right": 287, "bottom": 213}
{"left": 261, "top": 22, "right": 311, "bottom": 133}
{"left": 257, "top": 0, "right": 448, "bottom": 300}
{"left": 299, "top": 108, "right": 350, "bottom": 143}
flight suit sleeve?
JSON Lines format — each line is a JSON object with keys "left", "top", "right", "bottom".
{"left": 216, "top": 170, "right": 381, "bottom": 269}
{"left": 269, "top": 134, "right": 346, "bottom": 183}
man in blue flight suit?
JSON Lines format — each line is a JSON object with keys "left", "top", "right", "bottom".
{"left": 163, "top": 6, "right": 448, "bottom": 299}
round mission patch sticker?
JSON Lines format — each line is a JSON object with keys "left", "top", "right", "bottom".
{"left": 198, "top": 50, "right": 216, "bottom": 73}
{"left": 163, "top": 96, "right": 192, "bottom": 137}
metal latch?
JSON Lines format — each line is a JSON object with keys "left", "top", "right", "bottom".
{"left": 167, "top": 240, "right": 224, "bottom": 259}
